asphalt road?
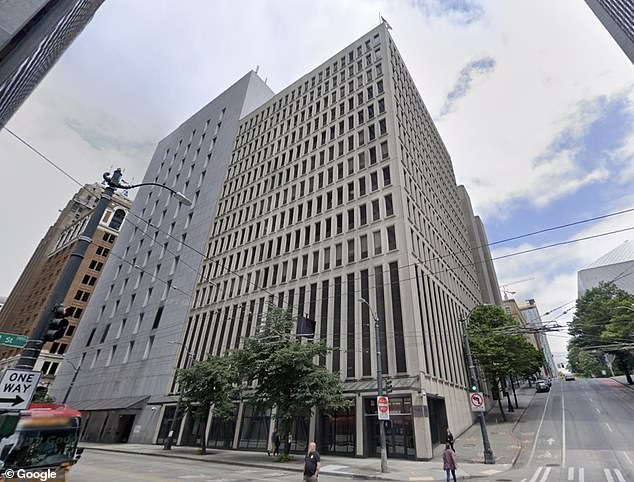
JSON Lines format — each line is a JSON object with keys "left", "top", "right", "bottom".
{"left": 510, "top": 377, "right": 634, "bottom": 482}
{"left": 70, "top": 450, "right": 347, "bottom": 482}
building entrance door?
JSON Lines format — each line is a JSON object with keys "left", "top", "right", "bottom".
{"left": 427, "top": 396, "right": 448, "bottom": 446}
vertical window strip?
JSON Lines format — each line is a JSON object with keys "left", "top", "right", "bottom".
{"left": 389, "top": 262, "right": 407, "bottom": 373}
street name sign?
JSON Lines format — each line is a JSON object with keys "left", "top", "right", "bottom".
{"left": 0, "top": 369, "right": 41, "bottom": 410}
{"left": 377, "top": 395, "right": 390, "bottom": 420}
{"left": 469, "top": 392, "right": 485, "bottom": 412}
{"left": 0, "top": 333, "right": 28, "bottom": 349}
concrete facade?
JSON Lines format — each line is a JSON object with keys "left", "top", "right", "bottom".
{"left": 577, "top": 240, "right": 634, "bottom": 296}
{"left": 0, "top": 0, "right": 104, "bottom": 128}
{"left": 53, "top": 25, "right": 499, "bottom": 459}
{"left": 585, "top": 0, "right": 634, "bottom": 65}
{"left": 517, "top": 299, "right": 557, "bottom": 377}
{"left": 51, "top": 71, "right": 275, "bottom": 444}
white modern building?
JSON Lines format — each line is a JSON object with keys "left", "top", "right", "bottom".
{"left": 53, "top": 24, "right": 499, "bottom": 459}
{"left": 578, "top": 240, "right": 634, "bottom": 296}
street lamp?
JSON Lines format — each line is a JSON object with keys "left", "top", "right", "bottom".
{"left": 460, "top": 306, "right": 495, "bottom": 465}
{"left": 61, "top": 359, "right": 81, "bottom": 404}
{"left": 15, "top": 169, "right": 192, "bottom": 371}
{"left": 163, "top": 340, "right": 195, "bottom": 450}
{"left": 358, "top": 297, "right": 388, "bottom": 474}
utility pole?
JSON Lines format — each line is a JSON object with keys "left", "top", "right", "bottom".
{"left": 61, "top": 360, "right": 81, "bottom": 404}
{"left": 462, "top": 313, "right": 495, "bottom": 464}
{"left": 16, "top": 169, "right": 123, "bottom": 370}
{"left": 15, "top": 169, "right": 191, "bottom": 371}
{"left": 359, "top": 298, "right": 388, "bottom": 473}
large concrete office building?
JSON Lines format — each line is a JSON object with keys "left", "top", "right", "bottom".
{"left": 53, "top": 24, "right": 498, "bottom": 459}
{"left": 0, "top": 0, "right": 104, "bottom": 128}
{"left": 585, "top": 0, "right": 634, "bottom": 65}
{"left": 577, "top": 240, "right": 634, "bottom": 295}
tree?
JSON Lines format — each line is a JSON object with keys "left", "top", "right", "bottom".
{"left": 568, "top": 283, "right": 634, "bottom": 384}
{"left": 232, "top": 304, "right": 350, "bottom": 449}
{"left": 178, "top": 355, "right": 238, "bottom": 455}
{"left": 468, "top": 305, "right": 544, "bottom": 421}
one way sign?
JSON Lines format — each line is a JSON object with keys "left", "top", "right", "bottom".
{"left": 0, "top": 369, "right": 41, "bottom": 410}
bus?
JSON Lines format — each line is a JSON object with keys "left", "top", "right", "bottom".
{"left": 0, "top": 404, "right": 83, "bottom": 481}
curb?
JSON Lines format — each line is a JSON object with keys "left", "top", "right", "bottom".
{"left": 82, "top": 446, "right": 493, "bottom": 481}
{"left": 509, "top": 391, "right": 535, "bottom": 467}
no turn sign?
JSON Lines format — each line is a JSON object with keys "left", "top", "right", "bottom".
{"left": 469, "top": 392, "right": 485, "bottom": 412}
{"left": 377, "top": 395, "right": 390, "bottom": 420}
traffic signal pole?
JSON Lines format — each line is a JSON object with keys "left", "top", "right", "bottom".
{"left": 462, "top": 317, "right": 495, "bottom": 464}
{"left": 16, "top": 169, "right": 123, "bottom": 370}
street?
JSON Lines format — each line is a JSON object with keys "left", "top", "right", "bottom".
{"left": 71, "top": 451, "right": 344, "bottom": 482}
{"left": 510, "top": 378, "right": 634, "bottom": 481}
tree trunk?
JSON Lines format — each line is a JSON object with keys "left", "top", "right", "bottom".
{"left": 617, "top": 353, "right": 633, "bottom": 385}
{"left": 494, "top": 381, "right": 507, "bottom": 422}
{"left": 200, "top": 409, "right": 209, "bottom": 455}
{"left": 511, "top": 376, "right": 519, "bottom": 409}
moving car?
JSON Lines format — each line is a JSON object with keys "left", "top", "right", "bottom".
{"left": 536, "top": 380, "right": 550, "bottom": 392}
{"left": 565, "top": 374, "right": 575, "bottom": 381}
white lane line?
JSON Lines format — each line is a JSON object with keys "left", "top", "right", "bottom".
{"left": 614, "top": 468, "right": 626, "bottom": 482}
{"left": 567, "top": 467, "right": 574, "bottom": 480}
{"left": 605, "top": 468, "right": 615, "bottom": 482}
{"left": 579, "top": 467, "right": 585, "bottom": 482}
{"left": 623, "top": 452, "right": 633, "bottom": 465}
{"left": 562, "top": 381, "right": 567, "bottom": 468}
{"left": 589, "top": 397, "right": 593, "bottom": 402}
{"left": 528, "top": 467, "right": 543, "bottom": 482}
{"left": 528, "top": 387, "right": 552, "bottom": 466}
{"left": 596, "top": 408, "right": 601, "bottom": 414}
{"left": 539, "top": 467, "right": 551, "bottom": 482}
{"left": 606, "top": 423, "right": 613, "bottom": 432}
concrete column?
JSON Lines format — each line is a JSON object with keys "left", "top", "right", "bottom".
{"left": 355, "top": 395, "right": 364, "bottom": 457}
{"left": 412, "top": 392, "right": 432, "bottom": 460}
{"left": 232, "top": 402, "right": 245, "bottom": 449}
{"left": 177, "top": 411, "right": 188, "bottom": 446}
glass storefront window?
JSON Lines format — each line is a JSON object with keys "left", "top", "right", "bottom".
{"left": 364, "top": 395, "right": 416, "bottom": 459}
{"left": 320, "top": 401, "right": 356, "bottom": 455}
{"left": 238, "top": 405, "right": 271, "bottom": 450}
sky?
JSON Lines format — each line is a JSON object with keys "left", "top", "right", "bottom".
{"left": 2, "top": 0, "right": 634, "bottom": 366}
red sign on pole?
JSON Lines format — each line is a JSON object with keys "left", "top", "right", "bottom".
{"left": 470, "top": 392, "right": 485, "bottom": 412}
{"left": 377, "top": 395, "right": 390, "bottom": 420}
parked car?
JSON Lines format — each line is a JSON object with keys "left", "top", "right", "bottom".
{"left": 565, "top": 374, "right": 575, "bottom": 381}
{"left": 536, "top": 380, "right": 550, "bottom": 392}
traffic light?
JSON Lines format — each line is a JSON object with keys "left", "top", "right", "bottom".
{"left": 382, "top": 378, "right": 393, "bottom": 394}
{"left": 44, "top": 304, "right": 70, "bottom": 342}
{"left": 469, "top": 379, "right": 479, "bottom": 392}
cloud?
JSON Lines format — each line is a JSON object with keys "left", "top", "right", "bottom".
{"left": 438, "top": 57, "right": 495, "bottom": 118}
{"left": 410, "top": 0, "right": 485, "bottom": 25}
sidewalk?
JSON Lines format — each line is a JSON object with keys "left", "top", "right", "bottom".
{"left": 81, "top": 387, "right": 535, "bottom": 481}
{"left": 612, "top": 375, "right": 634, "bottom": 389}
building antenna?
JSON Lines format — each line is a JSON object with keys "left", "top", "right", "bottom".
{"left": 255, "top": 65, "right": 259, "bottom": 74}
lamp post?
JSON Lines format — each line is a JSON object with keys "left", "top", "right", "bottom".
{"left": 163, "top": 341, "right": 195, "bottom": 450}
{"left": 359, "top": 298, "right": 388, "bottom": 473}
{"left": 461, "top": 306, "right": 495, "bottom": 464}
{"left": 15, "top": 169, "right": 192, "bottom": 371}
{"left": 61, "top": 359, "right": 81, "bottom": 404}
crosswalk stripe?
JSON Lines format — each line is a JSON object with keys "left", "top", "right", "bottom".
{"left": 614, "top": 469, "right": 626, "bottom": 482}
{"left": 579, "top": 467, "right": 585, "bottom": 482}
{"left": 567, "top": 467, "right": 574, "bottom": 480}
{"left": 604, "top": 468, "right": 614, "bottom": 482}
{"left": 623, "top": 452, "right": 633, "bottom": 465}
{"left": 528, "top": 467, "right": 543, "bottom": 482}
{"left": 539, "top": 467, "right": 551, "bottom": 482}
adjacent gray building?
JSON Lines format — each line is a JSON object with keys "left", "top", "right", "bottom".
{"left": 53, "top": 24, "right": 499, "bottom": 459}
{"left": 0, "top": 0, "right": 104, "bottom": 128}
{"left": 585, "top": 0, "right": 634, "bottom": 65}
{"left": 51, "top": 71, "right": 274, "bottom": 443}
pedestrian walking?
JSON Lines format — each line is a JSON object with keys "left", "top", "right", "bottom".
{"left": 442, "top": 443, "right": 457, "bottom": 482}
{"left": 446, "top": 428, "right": 455, "bottom": 452}
{"left": 285, "top": 432, "right": 293, "bottom": 455}
{"left": 303, "top": 442, "right": 321, "bottom": 481}
{"left": 273, "top": 429, "right": 281, "bottom": 456}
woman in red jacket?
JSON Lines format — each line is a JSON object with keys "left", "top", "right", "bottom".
{"left": 442, "top": 443, "right": 457, "bottom": 482}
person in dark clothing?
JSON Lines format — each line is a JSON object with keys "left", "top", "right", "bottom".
{"left": 273, "top": 430, "right": 281, "bottom": 456}
{"left": 303, "top": 442, "right": 320, "bottom": 481}
{"left": 446, "top": 428, "right": 455, "bottom": 452}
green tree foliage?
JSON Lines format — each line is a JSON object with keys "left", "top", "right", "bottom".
{"left": 177, "top": 355, "right": 238, "bottom": 454}
{"left": 568, "top": 282, "right": 634, "bottom": 383}
{"left": 468, "top": 305, "right": 544, "bottom": 420}
{"left": 232, "top": 304, "right": 351, "bottom": 434}
{"left": 566, "top": 344, "right": 606, "bottom": 377}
